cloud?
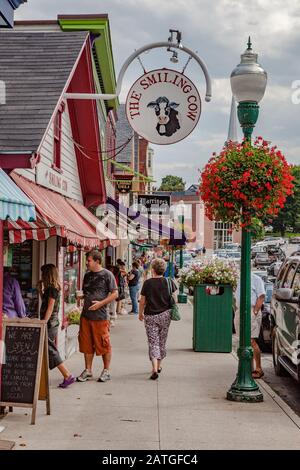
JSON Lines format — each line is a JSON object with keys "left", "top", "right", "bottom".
{"left": 14, "top": 0, "right": 300, "bottom": 187}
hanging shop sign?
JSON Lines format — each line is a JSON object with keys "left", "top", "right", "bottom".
{"left": 138, "top": 195, "right": 170, "bottom": 215}
{"left": 126, "top": 68, "right": 201, "bottom": 145}
{"left": 116, "top": 180, "right": 133, "bottom": 194}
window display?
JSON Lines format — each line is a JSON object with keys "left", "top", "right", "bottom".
{"left": 64, "top": 246, "right": 79, "bottom": 307}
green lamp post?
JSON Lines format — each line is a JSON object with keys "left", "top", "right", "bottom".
{"left": 227, "top": 38, "right": 267, "bottom": 402}
{"left": 177, "top": 200, "right": 188, "bottom": 303}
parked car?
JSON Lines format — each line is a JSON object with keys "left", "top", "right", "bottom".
{"left": 225, "top": 251, "right": 241, "bottom": 263}
{"left": 214, "top": 249, "right": 227, "bottom": 259}
{"left": 254, "top": 253, "right": 271, "bottom": 267}
{"left": 251, "top": 269, "right": 268, "bottom": 283}
{"left": 267, "top": 261, "right": 283, "bottom": 277}
{"left": 267, "top": 246, "right": 286, "bottom": 262}
{"left": 290, "top": 236, "right": 300, "bottom": 244}
{"left": 175, "top": 253, "right": 194, "bottom": 267}
{"left": 271, "top": 255, "right": 300, "bottom": 381}
{"left": 223, "top": 242, "right": 241, "bottom": 251}
{"left": 291, "top": 250, "right": 300, "bottom": 257}
{"left": 263, "top": 236, "right": 286, "bottom": 246}
{"left": 251, "top": 245, "right": 267, "bottom": 259}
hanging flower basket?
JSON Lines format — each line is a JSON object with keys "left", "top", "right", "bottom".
{"left": 199, "top": 138, "right": 294, "bottom": 228}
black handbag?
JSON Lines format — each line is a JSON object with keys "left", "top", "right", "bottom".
{"left": 117, "top": 285, "right": 125, "bottom": 301}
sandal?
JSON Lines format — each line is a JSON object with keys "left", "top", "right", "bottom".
{"left": 252, "top": 370, "right": 264, "bottom": 379}
{"left": 150, "top": 372, "right": 159, "bottom": 380}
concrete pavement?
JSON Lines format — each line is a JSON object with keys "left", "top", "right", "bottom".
{"left": 1, "top": 302, "right": 300, "bottom": 450}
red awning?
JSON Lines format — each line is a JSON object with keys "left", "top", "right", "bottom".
{"left": 7, "top": 172, "right": 113, "bottom": 249}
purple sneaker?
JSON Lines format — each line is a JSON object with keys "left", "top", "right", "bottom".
{"left": 58, "top": 375, "right": 75, "bottom": 388}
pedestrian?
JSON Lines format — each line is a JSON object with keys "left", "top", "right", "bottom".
{"left": 128, "top": 261, "right": 140, "bottom": 315}
{"left": 116, "top": 260, "right": 127, "bottom": 314}
{"left": 163, "top": 256, "right": 175, "bottom": 278}
{"left": 235, "top": 272, "right": 266, "bottom": 379}
{"left": 3, "top": 267, "right": 27, "bottom": 318}
{"left": 77, "top": 250, "right": 118, "bottom": 383}
{"left": 107, "top": 265, "right": 119, "bottom": 327}
{"left": 202, "top": 246, "right": 206, "bottom": 255}
{"left": 135, "top": 258, "right": 144, "bottom": 295}
{"left": 39, "top": 264, "right": 75, "bottom": 388}
{"left": 139, "top": 258, "right": 177, "bottom": 380}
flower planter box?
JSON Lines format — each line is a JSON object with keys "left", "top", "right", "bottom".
{"left": 193, "top": 284, "right": 233, "bottom": 352}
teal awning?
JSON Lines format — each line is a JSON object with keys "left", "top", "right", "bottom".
{"left": 0, "top": 169, "right": 36, "bottom": 221}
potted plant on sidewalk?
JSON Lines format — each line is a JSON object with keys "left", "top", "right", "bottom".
{"left": 180, "top": 259, "right": 238, "bottom": 352}
{"left": 65, "top": 306, "right": 81, "bottom": 358}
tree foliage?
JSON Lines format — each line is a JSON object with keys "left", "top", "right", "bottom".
{"left": 271, "top": 165, "right": 300, "bottom": 236}
{"left": 159, "top": 175, "right": 186, "bottom": 192}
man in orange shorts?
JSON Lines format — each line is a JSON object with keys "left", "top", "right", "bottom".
{"left": 77, "top": 251, "right": 118, "bottom": 383}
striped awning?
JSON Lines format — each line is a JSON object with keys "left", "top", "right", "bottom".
{"left": 0, "top": 169, "right": 36, "bottom": 222}
{"left": 6, "top": 172, "right": 114, "bottom": 249}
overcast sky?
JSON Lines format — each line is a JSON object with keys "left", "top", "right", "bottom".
{"left": 15, "top": 0, "right": 300, "bottom": 188}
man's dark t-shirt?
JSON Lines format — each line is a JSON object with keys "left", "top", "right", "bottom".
{"left": 40, "top": 286, "right": 60, "bottom": 328}
{"left": 82, "top": 269, "right": 117, "bottom": 321}
{"left": 141, "top": 277, "right": 177, "bottom": 315}
{"left": 128, "top": 269, "right": 140, "bottom": 287}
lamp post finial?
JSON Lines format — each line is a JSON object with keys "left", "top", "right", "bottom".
{"left": 247, "top": 36, "right": 252, "bottom": 50}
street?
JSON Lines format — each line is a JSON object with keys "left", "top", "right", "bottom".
{"left": 262, "top": 353, "right": 300, "bottom": 418}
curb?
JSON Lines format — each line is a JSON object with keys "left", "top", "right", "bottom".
{"left": 231, "top": 350, "right": 300, "bottom": 429}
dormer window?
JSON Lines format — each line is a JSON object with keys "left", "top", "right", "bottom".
{"left": 52, "top": 102, "right": 65, "bottom": 171}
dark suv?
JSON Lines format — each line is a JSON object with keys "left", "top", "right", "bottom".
{"left": 271, "top": 256, "right": 300, "bottom": 380}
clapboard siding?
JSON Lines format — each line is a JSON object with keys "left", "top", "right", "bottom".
{"left": 14, "top": 168, "right": 36, "bottom": 181}
{"left": 36, "top": 103, "right": 83, "bottom": 202}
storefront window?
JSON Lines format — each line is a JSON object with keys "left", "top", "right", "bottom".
{"left": 213, "top": 222, "right": 233, "bottom": 250}
{"left": 64, "top": 246, "right": 79, "bottom": 307}
{"left": 8, "top": 240, "right": 38, "bottom": 317}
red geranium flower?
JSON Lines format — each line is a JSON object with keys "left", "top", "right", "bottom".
{"left": 199, "top": 139, "right": 294, "bottom": 228}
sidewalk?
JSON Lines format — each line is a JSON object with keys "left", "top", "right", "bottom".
{"left": 1, "top": 302, "right": 300, "bottom": 450}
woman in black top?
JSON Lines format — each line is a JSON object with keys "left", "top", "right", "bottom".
{"left": 139, "top": 258, "right": 177, "bottom": 380}
{"left": 39, "top": 264, "right": 75, "bottom": 388}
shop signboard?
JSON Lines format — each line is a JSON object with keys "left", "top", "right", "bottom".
{"left": 126, "top": 68, "right": 201, "bottom": 145}
{"left": 36, "top": 163, "right": 71, "bottom": 198}
{"left": 138, "top": 195, "right": 170, "bottom": 215}
{"left": 0, "top": 319, "right": 50, "bottom": 424}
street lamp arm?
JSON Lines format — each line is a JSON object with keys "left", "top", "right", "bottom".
{"left": 116, "top": 42, "right": 212, "bottom": 102}
{"left": 64, "top": 42, "right": 212, "bottom": 102}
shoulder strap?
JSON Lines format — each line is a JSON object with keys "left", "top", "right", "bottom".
{"left": 166, "top": 277, "right": 172, "bottom": 296}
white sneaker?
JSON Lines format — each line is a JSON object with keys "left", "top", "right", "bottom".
{"left": 110, "top": 320, "right": 115, "bottom": 327}
{"left": 98, "top": 369, "right": 111, "bottom": 382}
{"left": 77, "top": 369, "right": 93, "bottom": 382}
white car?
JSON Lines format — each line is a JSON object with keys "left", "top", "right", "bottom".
{"left": 263, "top": 237, "right": 285, "bottom": 246}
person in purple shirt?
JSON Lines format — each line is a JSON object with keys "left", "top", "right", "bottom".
{"left": 3, "top": 268, "right": 27, "bottom": 318}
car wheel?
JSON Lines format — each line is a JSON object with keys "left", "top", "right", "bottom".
{"left": 272, "top": 329, "right": 288, "bottom": 376}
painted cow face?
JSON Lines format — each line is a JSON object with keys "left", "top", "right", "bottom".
{"left": 147, "top": 97, "right": 179, "bottom": 125}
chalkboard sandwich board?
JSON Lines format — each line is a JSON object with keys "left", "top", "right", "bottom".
{"left": 0, "top": 318, "right": 50, "bottom": 424}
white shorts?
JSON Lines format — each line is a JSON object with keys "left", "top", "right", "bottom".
{"left": 235, "top": 309, "right": 262, "bottom": 339}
